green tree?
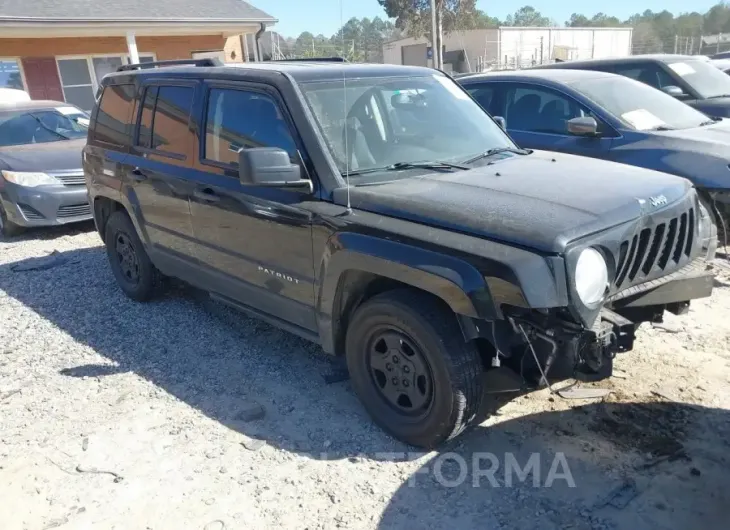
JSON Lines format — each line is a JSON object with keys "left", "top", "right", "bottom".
{"left": 566, "top": 13, "right": 591, "bottom": 27}
{"left": 505, "top": 6, "right": 552, "bottom": 27}
{"left": 474, "top": 10, "right": 501, "bottom": 28}
{"left": 377, "top": 0, "right": 480, "bottom": 37}
{"left": 589, "top": 13, "right": 622, "bottom": 26}
{"left": 702, "top": 3, "right": 730, "bottom": 35}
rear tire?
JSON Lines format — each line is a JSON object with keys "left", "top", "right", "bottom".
{"left": 0, "top": 203, "right": 24, "bottom": 238}
{"left": 104, "top": 211, "right": 162, "bottom": 302}
{"left": 345, "top": 289, "right": 484, "bottom": 448}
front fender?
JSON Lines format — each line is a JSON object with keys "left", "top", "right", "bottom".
{"left": 315, "top": 231, "right": 564, "bottom": 354}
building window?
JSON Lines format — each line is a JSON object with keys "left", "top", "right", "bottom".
{"left": 0, "top": 59, "right": 23, "bottom": 90}
{"left": 92, "top": 57, "right": 124, "bottom": 85}
{"left": 57, "top": 58, "right": 96, "bottom": 111}
{"left": 56, "top": 54, "right": 155, "bottom": 111}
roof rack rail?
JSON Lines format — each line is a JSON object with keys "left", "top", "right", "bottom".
{"left": 117, "top": 58, "right": 223, "bottom": 72}
{"left": 269, "top": 57, "right": 347, "bottom": 63}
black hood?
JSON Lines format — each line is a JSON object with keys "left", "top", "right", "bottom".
{"left": 335, "top": 151, "right": 691, "bottom": 253}
{"left": 0, "top": 138, "right": 85, "bottom": 172}
{"left": 689, "top": 97, "right": 730, "bottom": 118}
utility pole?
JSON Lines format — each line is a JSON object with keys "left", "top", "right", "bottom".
{"left": 674, "top": 35, "right": 678, "bottom": 54}
{"left": 430, "top": 0, "right": 440, "bottom": 69}
{"left": 539, "top": 36, "right": 544, "bottom": 64}
{"left": 436, "top": 2, "right": 443, "bottom": 69}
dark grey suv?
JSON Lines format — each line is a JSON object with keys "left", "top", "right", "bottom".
{"left": 83, "top": 59, "right": 716, "bottom": 448}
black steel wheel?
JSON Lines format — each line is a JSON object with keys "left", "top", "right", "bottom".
{"left": 115, "top": 232, "right": 140, "bottom": 284}
{"left": 346, "top": 289, "right": 484, "bottom": 448}
{"left": 104, "top": 211, "right": 162, "bottom": 301}
{"left": 366, "top": 329, "right": 434, "bottom": 418}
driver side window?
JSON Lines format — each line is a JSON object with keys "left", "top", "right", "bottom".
{"left": 503, "top": 84, "right": 596, "bottom": 135}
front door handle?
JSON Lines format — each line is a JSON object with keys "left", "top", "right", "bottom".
{"left": 193, "top": 188, "right": 220, "bottom": 203}
{"left": 130, "top": 167, "right": 147, "bottom": 182}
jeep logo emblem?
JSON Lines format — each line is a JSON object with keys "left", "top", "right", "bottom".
{"left": 649, "top": 195, "right": 668, "bottom": 207}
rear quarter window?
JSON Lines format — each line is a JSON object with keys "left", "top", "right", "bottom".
{"left": 93, "top": 84, "right": 136, "bottom": 148}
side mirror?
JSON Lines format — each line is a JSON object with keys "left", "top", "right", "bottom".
{"left": 238, "top": 147, "right": 311, "bottom": 190}
{"left": 566, "top": 116, "right": 599, "bottom": 136}
{"left": 661, "top": 85, "right": 686, "bottom": 98}
{"left": 493, "top": 116, "right": 506, "bottom": 130}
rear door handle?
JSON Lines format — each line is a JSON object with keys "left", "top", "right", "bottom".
{"left": 130, "top": 167, "right": 147, "bottom": 182}
{"left": 193, "top": 188, "right": 220, "bottom": 203}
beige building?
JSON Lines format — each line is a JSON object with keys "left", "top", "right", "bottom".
{"left": 382, "top": 27, "right": 634, "bottom": 73}
{"left": 0, "top": 0, "right": 276, "bottom": 110}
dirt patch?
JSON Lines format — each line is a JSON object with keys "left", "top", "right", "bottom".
{"left": 593, "top": 395, "right": 690, "bottom": 457}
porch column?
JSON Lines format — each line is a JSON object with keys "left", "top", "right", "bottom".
{"left": 242, "top": 33, "right": 250, "bottom": 62}
{"left": 126, "top": 31, "right": 140, "bottom": 64}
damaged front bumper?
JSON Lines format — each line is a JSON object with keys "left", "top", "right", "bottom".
{"left": 500, "top": 262, "right": 715, "bottom": 383}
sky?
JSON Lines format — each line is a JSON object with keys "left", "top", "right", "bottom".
{"left": 261, "top": 0, "right": 721, "bottom": 38}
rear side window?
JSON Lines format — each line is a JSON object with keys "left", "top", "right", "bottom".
{"left": 608, "top": 64, "right": 675, "bottom": 90}
{"left": 94, "top": 84, "right": 135, "bottom": 147}
{"left": 204, "top": 88, "right": 297, "bottom": 167}
{"left": 465, "top": 85, "right": 496, "bottom": 113}
{"left": 136, "top": 84, "right": 194, "bottom": 157}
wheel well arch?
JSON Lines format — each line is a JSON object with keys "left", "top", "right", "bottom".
{"left": 93, "top": 196, "right": 125, "bottom": 243}
{"left": 329, "top": 270, "right": 456, "bottom": 356}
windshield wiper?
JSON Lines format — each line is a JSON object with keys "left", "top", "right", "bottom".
{"left": 462, "top": 147, "right": 531, "bottom": 165}
{"left": 389, "top": 161, "right": 469, "bottom": 171}
{"left": 649, "top": 125, "right": 676, "bottom": 131}
{"left": 699, "top": 118, "right": 720, "bottom": 126}
{"left": 27, "top": 113, "right": 70, "bottom": 140}
{"left": 708, "top": 94, "right": 730, "bottom": 99}
{"left": 345, "top": 160, "right": 468, "bottom": 177}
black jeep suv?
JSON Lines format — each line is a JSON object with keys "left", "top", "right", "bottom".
{"left": 84, "top": 58, "right": 716, "bottom": 448}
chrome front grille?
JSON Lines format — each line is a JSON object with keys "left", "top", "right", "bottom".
{"left": 614, "top": 206, "right": 695, "bottom": 290}
{"left": 54, "top": 173, "right": 85, "bottom": 186}
{"left": 57, "top": 203, "right": 91, "bottom": 218}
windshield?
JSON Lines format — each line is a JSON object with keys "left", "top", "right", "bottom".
{"left": 666, "top": 59, "right": 730, "bottom": 99}
{"left": 573, "top": 76, "right": 709, "bottom": 131}
{"left": 299, "top": 74, "right": 514, "bottom": 180}
{"left": 0, "top": 106, "right": 89, "bottom": 147}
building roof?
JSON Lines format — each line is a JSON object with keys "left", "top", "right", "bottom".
{"left": 0, "top": 0, "right": 275, "bottom": 22}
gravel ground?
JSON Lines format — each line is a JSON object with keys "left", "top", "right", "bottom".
{"left": 1, "top": 224, "right": 729, "bottom": 530}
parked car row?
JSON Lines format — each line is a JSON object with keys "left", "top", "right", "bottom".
{"left": 0, "top": 57, "right": 722, "bottom": 449}
{"left": 0, "top": 99, "right": 91, "bottom": 236}
{"left": 456, "top": 54, "right": 730, "bottom": 241}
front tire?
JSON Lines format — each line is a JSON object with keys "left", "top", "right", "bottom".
{"left": 104, "top": 211, "right": 162, "bottom": 302}
{"left": 345, "top": 289, "right": 484, "bottom": 448}
{"left": 0, "top": 203, "right": 24, "bottom": 238}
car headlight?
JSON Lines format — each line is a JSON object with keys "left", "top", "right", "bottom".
{"left": 0, "top": 170, "right": 60, "bottom": 187}
{"left": 575, "top": 248, "right": 609, "bottom": 305}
